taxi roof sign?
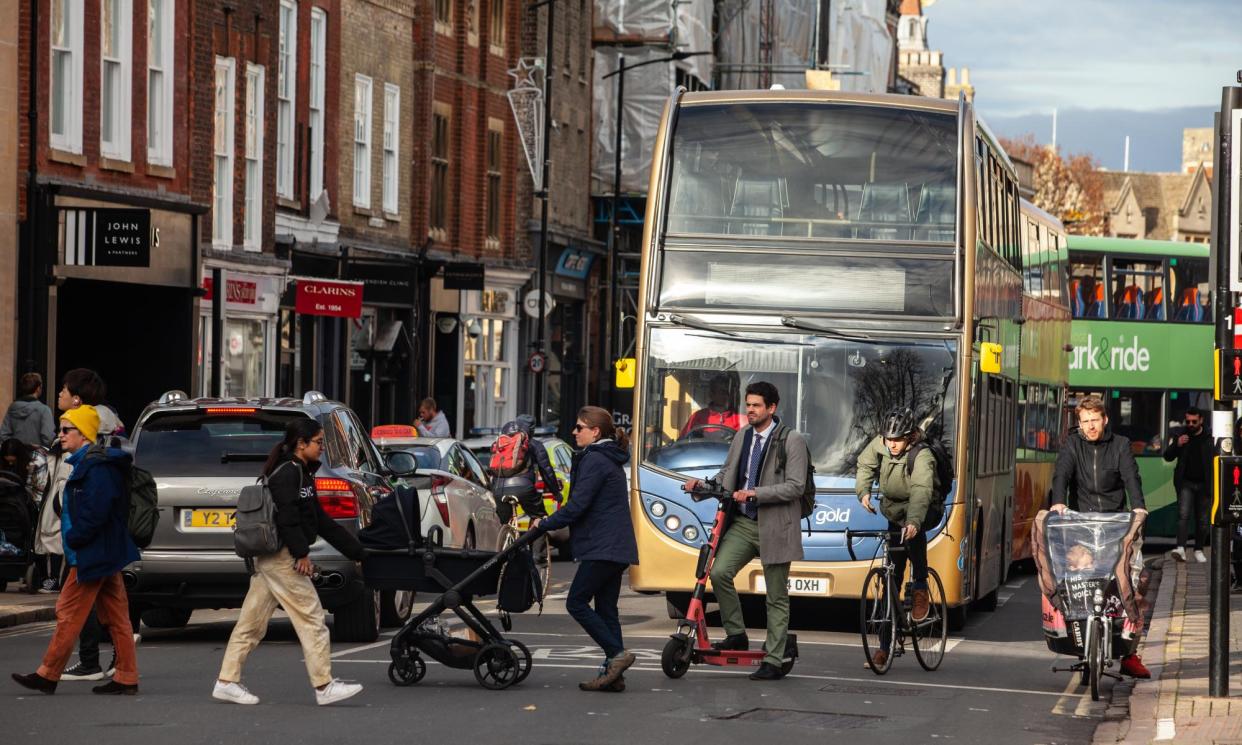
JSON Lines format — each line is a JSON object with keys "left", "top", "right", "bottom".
{"left": 371, "top": 424, "right": 419, "bottom": 440}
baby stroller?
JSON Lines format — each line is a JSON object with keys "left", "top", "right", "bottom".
{"left": 360, "top": 484, "right": 544, "bottom": 690}
{"left": 0, "top": 470, "right": 38, "bottom": 593}
{"left": 1032, "top": 509, "right": 1146, "bottom": 701}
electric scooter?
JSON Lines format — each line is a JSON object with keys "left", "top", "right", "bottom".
{"left": 659, "top": 477, "right": 798, "bottom": 678}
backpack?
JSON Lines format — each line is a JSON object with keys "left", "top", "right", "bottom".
{"left": 774, "top": 426, "right": 818, "bottom": 519}
{"left": 496, "top": 544, "right": 544, "bottom": 614}
{"left": 233, "top": 464, "right": 290, "bottom": 559}
{"left": 490, "top": 430, "right": 532, "bottom": 478}
{"left": 127, "top": 465, "right": 159, "bottom": 549}
{"left": 905, "top": 437, "right": 954, "bottom": 529}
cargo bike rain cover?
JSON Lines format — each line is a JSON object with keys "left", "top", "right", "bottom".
{"left": 1032, "top": 510, "right": 1146, "bottom": 637}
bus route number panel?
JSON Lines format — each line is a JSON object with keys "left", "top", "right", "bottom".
{"left": 1215, "top": 456, "right": 1242, "bottom": 524}
{"left": 1215, "top": 349, "right": 1242, "bottom": 402}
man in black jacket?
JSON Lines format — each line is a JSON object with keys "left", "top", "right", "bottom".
{"left": 1163, "top": 406, "right": 1212, "bottom": 563}
{"left": 1049, "top": 394, "right": 1150, "bottom": 678}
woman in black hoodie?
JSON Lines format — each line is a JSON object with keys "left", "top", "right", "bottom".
{"left": 532, "top": 406, "right": 638, "bottom": 692}
{"left": 213, "top": 418, "right": 366, "bottom": 707}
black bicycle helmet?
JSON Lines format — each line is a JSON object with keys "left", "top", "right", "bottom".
{"left": 882, "top": 407, "right": 917, "bottom": 439}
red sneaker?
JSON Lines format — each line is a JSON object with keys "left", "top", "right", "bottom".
{"left": 1120, "top": 654, "right": 1151, "bottom": 679}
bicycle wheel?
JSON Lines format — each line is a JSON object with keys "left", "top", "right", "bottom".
{"left": 1088, "top": 618, "right": 1103, "bottom": 701}
{"left": 860, "top": 567, "right": 896, "bottom": 675}
{"left": 912, "top": 568, "right": 949, "bottom": 671}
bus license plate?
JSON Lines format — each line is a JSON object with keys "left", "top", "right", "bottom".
{"left": 754, "top": 575, "right": 829, "bottom": 596}
{"left": 184, "top": 508, "right": 236, "bottom": 529}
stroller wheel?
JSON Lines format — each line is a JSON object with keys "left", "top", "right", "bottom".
{"left": 474, "top": 643, "right": 521, "bottom": 690}
{"left": 500, "top": 611, "right": 513, "bottom": 632}
{"left": 508, "top": 640, "right": 533, "bottom": 684}
{"left": 388, "top": 657, "right": 426, "bottom": 687}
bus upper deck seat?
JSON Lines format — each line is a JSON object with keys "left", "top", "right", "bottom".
{"left": 668, "top": 168, "right": 726, "bottom": 234}
{"left": 1083, "top": 282, "right": 1106, "bottom": 318}
{"left": 1174, "top": 287, "right": 1205, "bottom": 322}
{"left": 1144, "top": 287, "right": 1165, "bottom": 320}
{"left": 730, "top": 178, "right": 785, "bottom": 236}
{"left": 913, "top": 183, "right": 955, "bottom": 241}
{"left": 1115, "top": 285, "right": 1143, "bottom": 319}
{"left": 856, "top": 183, "right": 912, "bottom": 240}
{"left": 1069, "top": 279, "right": 1086, "bottom": 317}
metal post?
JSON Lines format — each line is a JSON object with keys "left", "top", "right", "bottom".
{"left": 604, "top": 55, "right": 625, "bottom": 413}
{"left": 211, "top": 267, "right": 224, "bottom": 397}
{"left": 1210, "top": 82, "right": 1242, "bottom": 698}
{"left": 532, "top": 0, "right": 554, "bottom": 426}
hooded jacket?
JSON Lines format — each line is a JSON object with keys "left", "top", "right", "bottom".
{"left": 1051, "top": 428, "right": 1145, "bottom": 513}
{"left": 61, "top": 444, "right": 140, "bottom": 581}
{"left": 536, "top": 439, "right": 637, "bottom": 565}
{"left": 0, "top": 397, "right": 56, "bottom": 448}
{"left": 854, "top": 435, "right": 938, "bottom": 529}
{"left": 266, "top": 455, "right": 365, "bottom": 561}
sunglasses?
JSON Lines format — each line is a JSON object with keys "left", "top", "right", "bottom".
{"left": 59, "top": 426, "right": 79, "bottom": 435}
{"left": 572, "top": 423, "right": 590, "bottom": 433}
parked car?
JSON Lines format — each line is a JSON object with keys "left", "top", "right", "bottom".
{"left": 370, "top": 426, "right": 503, "bottom": 552}
{"left": 126, "top": 391, "right": 412, "bottom": 643}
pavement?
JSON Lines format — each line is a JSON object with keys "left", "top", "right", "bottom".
{"left": 1094, "top": 550, "right": 1242, "bottom": 745}
{"left": 0, "top": 584, "right": 56, "bottom": 628}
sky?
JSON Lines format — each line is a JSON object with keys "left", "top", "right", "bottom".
{"left": 923, "top": 0, "right": 1242, "bottom": 172}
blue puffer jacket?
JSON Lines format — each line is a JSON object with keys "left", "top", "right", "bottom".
{"left": 537, "top": 439, "right": 637, "bottom": 565}
{"left": 62, "top": 445, "right": 140, "bottom": 582}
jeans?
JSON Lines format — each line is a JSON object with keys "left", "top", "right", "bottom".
{"left": 37, "top": 569, "right": 139, "bottom": 685}
{"left": 708, "top": 515, "right": 791, "bottom": 666}
{"left": 881, "top": 523, "right": 928, "bottom": 653}
{"left": 1176, "top": 481, "right": 1210, "bottom": 549}
{"left": 77, "top": 603, "right": 141, "bottom": 668}
{"left": 565, "top": 560, "right": 627, "bottom": 659}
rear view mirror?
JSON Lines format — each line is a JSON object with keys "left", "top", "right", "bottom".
{"left": 979, "top": 342, "right": 1003, "bottom": 374}
{"left": 385, "top": 450, "right": 418, "bottom": 477}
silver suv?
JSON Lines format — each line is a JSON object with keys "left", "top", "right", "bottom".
{"left": 125, "top": 391, "right": 409, "bottom": 642}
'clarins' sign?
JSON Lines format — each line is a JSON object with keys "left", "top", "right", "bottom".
{"left": 295, "top": 279, "right": 364, "bottom": 318}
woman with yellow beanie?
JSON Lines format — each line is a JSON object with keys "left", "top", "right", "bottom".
{"left": 11, "top": 404, "right": 142, "bottom": 695}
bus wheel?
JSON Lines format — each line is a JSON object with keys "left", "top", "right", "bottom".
{"left": 947, "top": 604, "right": 968, "bottom": 631}
{"left": 973, "top": 552, "right": 1003, "bottom": 612}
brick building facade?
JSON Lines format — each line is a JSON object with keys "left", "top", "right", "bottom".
{"left": 1, "top": 4, "right": 18, "bottom": 412}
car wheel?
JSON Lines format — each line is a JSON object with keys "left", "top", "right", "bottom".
{"left": 332, "top": 589, "right": 380, "bottom": 643}
{"left": 380, "top": 589, "right": 415, "bottom": 628}
{"left": 464, "top": 524, "right": 476, "bottom": 550}
{"left": 141, "top": 607, "right": 193, "bottom": 629}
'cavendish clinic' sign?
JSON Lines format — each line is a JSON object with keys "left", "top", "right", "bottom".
{"left": 61, "top": 207, "right": 152, "bottom": 268}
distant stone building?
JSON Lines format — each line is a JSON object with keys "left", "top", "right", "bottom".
{"left": 1182, "top": 127, "right": 1213, "bottom": 177}
{"left": 1097, "top": 166, "right": 1211, "bottom": 243}
{"left": 896, "top": 0, "right": 973, "bottom": 102}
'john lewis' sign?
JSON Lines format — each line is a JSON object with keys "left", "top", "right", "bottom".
{"left": 62, "top": 208, "right": 152, "bottom": 268}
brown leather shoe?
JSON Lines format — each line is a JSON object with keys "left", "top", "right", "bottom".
{"left": 912, "top": 589, "right": 930, "bottom": 622}
{"left": 579, "top": 674, "right": 611, "bottom": 691}
{"left": 869, "top": 650, "right": 888, "bottom": 669}
{"left": 605, "top": 675, "right": 625, "bottom": 692}
{"left": 600, "top": 650, "right": 636, "bottom": 686}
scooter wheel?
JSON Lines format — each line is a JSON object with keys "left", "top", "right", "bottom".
{"left": 661, "top": 636, "right": 692, "bottom": 679}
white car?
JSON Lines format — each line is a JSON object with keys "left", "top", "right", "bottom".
{"left": 371, "top": 427, "right": 504, "bottom": 552}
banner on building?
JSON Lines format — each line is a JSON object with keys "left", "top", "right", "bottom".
{"left": 345, "top": 260, "right": 418, "bottom": 306}
{"left": 443, "top": 262, "right": 485, "bottom": 291}
{"left": 61, "top": 208, "right": 153, "bottom": 267}
{"left": 294, "top": 278, "right": 364, "bottom": 318}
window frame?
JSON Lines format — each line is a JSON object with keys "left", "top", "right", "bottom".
{"left": 352, "top": 74, "right": 373, "bottom": 209}
{"left": 485, "top": 122, "right": 503, "bottom": 241}
{"left": 276, "top": 0, "right": 297, "bottom": 200}
{"left": 243, "top": 63, "right": 265, "bottom": 251}
{"left": 146, "top": 0, "right": 175, "bottom": 166}
{"left": 430, "top": 105, "right": 451, "bottom": 234}
{"left": 308, "top": 8, "right": 327, "bottom": 201}
{"left": 488, "top": 0, "right": 506, "bottom": 56}
{"left": 100, "top": 0, "right": 133, "bottom": 161}
{"left": 212, "top": 56, "right": 236, "bottom": 249}
{"left": 382, "top": 83, "right": 400, "bottom": 215}
{"left": 50, "top": 0, "right": 85, "bottom": 153}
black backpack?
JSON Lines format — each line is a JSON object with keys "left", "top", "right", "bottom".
{"left": 905, "top": 437, "right": 954, "bottom": 528}
{"left": 774, "top": 426, "right": 817, "bottom": 519}
{"left": 496, "top": 544, "right": 543, "bottom": 614}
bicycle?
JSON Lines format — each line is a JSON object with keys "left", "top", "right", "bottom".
{"left": 495, "top": 494, "right": 551, "bottom": 632}
{"left": 846, "top": 528, "right": 949, "bottom": 675}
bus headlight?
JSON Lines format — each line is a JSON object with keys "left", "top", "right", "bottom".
{"left": 664, "top": 515, "right": 681, "bottom": 532}
{"left": 682, "top": 526, "right": 699, "bottom": 542}
{"left": 650, "top": 501, "right": 667, "bottom": 517}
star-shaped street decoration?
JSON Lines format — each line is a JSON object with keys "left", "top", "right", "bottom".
{"left": 508, "top": 57, "right": 545, "bottom": 92}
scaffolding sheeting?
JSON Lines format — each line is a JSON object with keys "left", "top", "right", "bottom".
{"left": 716, "top": 0, "right": 818, "bottom": 90}
{"left": 827, "top": 0, "right": 893, "bottom": 94}
{"left": 592, "top": 46, "right": 674, "bottom": 195}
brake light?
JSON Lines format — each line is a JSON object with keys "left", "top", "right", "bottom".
{"left": 204, "top": 407, "right": 257, "bottom": 415}
{"left": 316, "top": 477, "right": 358, "bottom": 519}
{"left": 431, "top": 474, "right": 452, "bottom": 527}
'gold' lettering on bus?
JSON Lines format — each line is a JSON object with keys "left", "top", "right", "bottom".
{"left": 1070, "top": 334, "right": 1151, "bottom": 372}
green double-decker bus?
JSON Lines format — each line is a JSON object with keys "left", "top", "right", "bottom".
{"left": 1067, "top": 236, "right": 1213, "bottom": 536}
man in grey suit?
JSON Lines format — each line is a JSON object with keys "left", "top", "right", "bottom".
{"left": 684, "top": 381, "right": 808, "bottom": 680}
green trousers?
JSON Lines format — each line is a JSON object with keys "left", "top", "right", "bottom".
{"left": 708, "top": 515, "right": 790, "bottom": 666}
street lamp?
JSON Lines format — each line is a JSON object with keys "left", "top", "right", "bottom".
{"left": 528, "top": 0, "right": 556, "bottom": 426}
{"left": 600, "top": 51, "right": 709, "bottom": 411}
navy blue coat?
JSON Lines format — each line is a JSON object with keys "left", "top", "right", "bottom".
{"left": 62, "top": 445, "right": 140, "bottom": 582}
{"left": 537, "top": 439, "right": 637, "bottom": 565}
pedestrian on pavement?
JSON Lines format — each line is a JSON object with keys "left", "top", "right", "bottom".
{"left": 684, "top": 381, "right": 809, "bottom": 681}
{"left": 415, "top": 397, "right": 452, "bottom": 438}
{"left": 0, "top": 373, "right": 56, "bottom": 448}
{"left": 1049, "top": 394, "right": 1151, "bottom": 678}
{"left": 213, "top": 418, "right": 366, "bottom": 707}
{"left": 11, "top": 405, "right": 141, "bottom": 695}
{"left": 854, "top": 407, "right": 943, "bottom": 669}
{"left": 531, "top": 406, "right": 637, "bottom": 692}
{"left": 34, "top": 368, "right": 107, "bottom": 594}
{"left": 1164, "top": 406, "right": 1212, "bottom": 563}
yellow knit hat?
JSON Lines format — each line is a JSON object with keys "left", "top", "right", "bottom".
{"left": 62, "top": 405, "right": 100, "bottom": 444}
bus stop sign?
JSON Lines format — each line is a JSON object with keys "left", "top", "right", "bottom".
{"left": 1215, "top": 349, "right": 1242, "bottom": 401}
{"left": 1215, "top": 456, "right": 1242, "bottom": 524}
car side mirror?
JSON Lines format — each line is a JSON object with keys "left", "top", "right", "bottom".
{"left": 385, "top": 450, "right": 418, "bottom": 477}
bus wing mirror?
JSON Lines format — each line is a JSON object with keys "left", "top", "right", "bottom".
{"left": 980, "top": 342, "right": 1003, "bottom": 374}
{"left": 615, "top": 358, "right": 636, "bottom": 389}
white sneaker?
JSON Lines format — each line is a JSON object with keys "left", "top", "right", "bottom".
{"left": 315, "top": 679, "right": 363, "bottom": 706}
{"left": 1171, "top": 547, "right": 1186, "bottom": 562}
{"left": 1195, "top": 550, "right": 1208, "bottom": 563}
{"left": 133, "top": 633, "right": 142, "bottom": 645}
{"left": 213, "top": 680, "right": 260, "bottom": 705}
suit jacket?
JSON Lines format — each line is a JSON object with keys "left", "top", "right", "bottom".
{"left": 711, "top": 421, "right": 807, "bottom": 565}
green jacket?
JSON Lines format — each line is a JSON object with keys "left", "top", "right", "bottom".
{"left": 854, "top": 435, "right": 936, "bottom": 529}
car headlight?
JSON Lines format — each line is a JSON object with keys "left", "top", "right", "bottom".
{"left": 682, "top": 525, "right": 699, "bottom": 542}
{"left": 664, "top": 515, "right": 681, "bottom": 532}
{"left": 650, "top": 500, "right": 667, "bottom": 517}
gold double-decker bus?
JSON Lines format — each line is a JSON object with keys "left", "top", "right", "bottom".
{"left": 628, "top": 89, "right": 1069, "bottom": 625}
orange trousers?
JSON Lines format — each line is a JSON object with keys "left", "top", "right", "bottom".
{"left": 37, "top": 569, "right": 138, "bottom": 685}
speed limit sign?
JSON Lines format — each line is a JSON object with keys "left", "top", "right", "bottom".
{"left": 528, "top": 351, "right": 547, "bottom": 374}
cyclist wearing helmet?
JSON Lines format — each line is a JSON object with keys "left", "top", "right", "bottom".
{"left": 853, "top": 407, "right": 935, "bottom": 668}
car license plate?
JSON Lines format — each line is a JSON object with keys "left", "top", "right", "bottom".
{"left": 183, "top": 508, "right": 236, "bottom": 529}
{"left": 753, "top": 575, "right": 829, "bottom": 596}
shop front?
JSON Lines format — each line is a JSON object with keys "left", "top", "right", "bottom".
{"left": 198, "top": 269, "right": 284, "bottom": 398}
{"left": 457, "top": 267, "right": 529, "bottom": 435}
{"left": 277, "top": 250, "right": 352, "bottom": 404}
{"left": 542, "top": 247, "right": 597, "bottom": 438}
{"left": 344, "top": 258, "right": 418, "bottom": 429}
